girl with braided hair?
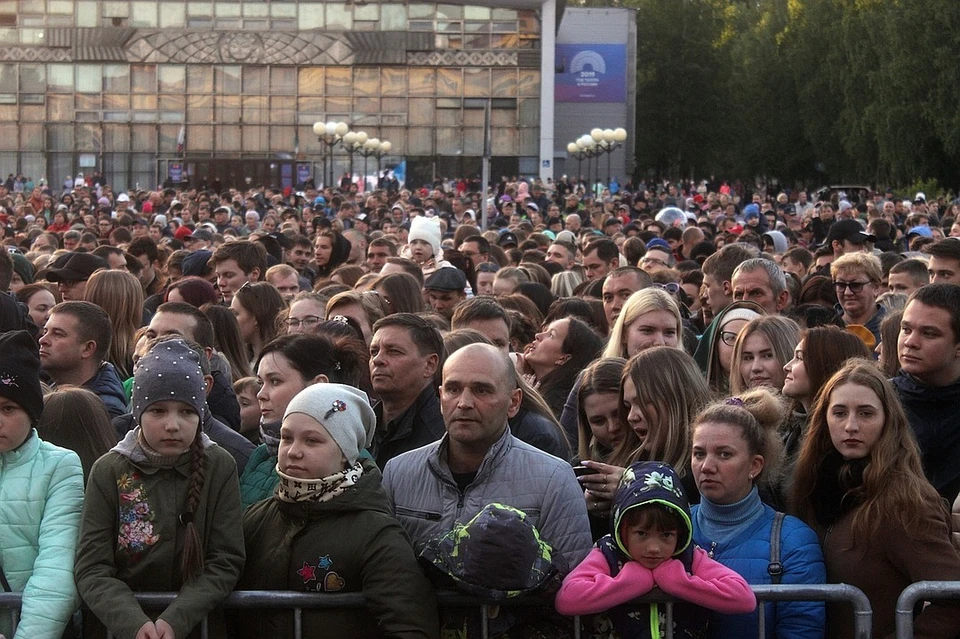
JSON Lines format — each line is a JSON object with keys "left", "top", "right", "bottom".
{"left": 76, "top": 337, "right": 245, "bottom": 639}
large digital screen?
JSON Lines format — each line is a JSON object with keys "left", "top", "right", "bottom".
{"left": 555, "top": 44, "right": 627, "bottom": 103}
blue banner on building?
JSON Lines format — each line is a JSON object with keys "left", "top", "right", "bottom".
{"left": 555, "top": 44, "right": 627, "bottom": 103}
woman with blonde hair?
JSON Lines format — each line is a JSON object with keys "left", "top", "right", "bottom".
{"left": 791, "top": 360, "right": 960, "bottom": 638}
{"left": 83, "top": 269, "right": 144, "bottom": 379}
{"left": 729, "top": 314, "right": 801, "bottom": 394}
{"left": 602, "top": 287, "right": 682, "bottom": 359}
{"left": 580, "top": 347, "right": 712, "bottom": 517}
{"left": 325, "top": 289, "right": 388, "bottom": 346}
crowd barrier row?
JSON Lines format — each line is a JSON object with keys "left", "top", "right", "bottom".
{"left": 10, "top": 580, "right": 957, "bottom": 639}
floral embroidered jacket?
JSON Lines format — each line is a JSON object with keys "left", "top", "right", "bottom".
{"left": 235, "top": 458, "right": 439, "bottom": 638}
{"left": 75, "top": 428, "right": 245, "bottom": 639}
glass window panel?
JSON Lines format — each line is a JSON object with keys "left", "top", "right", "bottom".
{"left": 76, "top": 122, "right": 101, "bottom": 152}
{"left": 158, "top": 124, "right": 179, "bottom": 153}
{"left": 131, "top": 94, "right": 156, "bottom": 111}
{"left": 298, "top": 67, "right": 323, "bottom": 95}
{"left": 0, "top": 105, "right": 14, "bottom": 121}
{"left": 437, "top": 4, "right": 462, "bottom": 19}
{"left": 130, "top": 2, "right": 157, "bottom": 26}
{"left": 159, "top": 111, "right": 183, "bottom": 123}
{"left": 408, "top": 3, "right": 432, "bottom": 19}
{"left": 381, "top": 4, "right": 405, "bottom": 30}
{"left": 216, "top": 66, "right": 241, "bottom": 94}
{"left": 407, "top": 127, "right": 432, "bottom": 155}
{"left": 76, "top": 1, "right": 97, "bottom": 26}
{"left": 268, "top": 125, "right": 293, "bottom": 152}
{"left": 464, "top": 68, "right": 488, "bottom": 97}
{"left": 491, "top": 107, "right": 515, "bottom": 126}
{"left": 465, "top": 6, "right": 490, "bottom": 20}
{"left": 20, "top": 64, "right": 44, "bottom": 92}
{"left": 271, "top": 2, "right": 295, "bottom": 18}
{"left": 242, "top": 96, "right": 265, "bottom": 124}
{"left": 381, "top": 97, "right": 406, "bottom": 116}
{"left": 48, "top": 94, "right": 73, "bottom": 120}
{"left": 436, "top": 127, "right": 460, "bottom": 154}
{"left": 103, "top": 124, "right": 130, "bottom": 151}
{"left": 297, "top": 96, "right": 324, "bottom": 115}
{"left": 325, "top": 67, "right": 350, "bottom": 96}
{"left": 49, "top": 153, "right": 73, "bottom": 184}
{"left": 159, "top": 3, "right": 185, "bottom": 28}
{"left": 187, "top": 124, "right": 211, "bottom": 151}
{"left": 19, "top": 28, "right": 44, "bottom": 44}
{"left": 519, "top": 128, "right": 538, "bottom": 155}
{"left": 464, "top": 34, "right": 488, "bottom": 49}
{"left": 216, "top": 125, "right": 241, "bottom": 152}
{"left": 463, "top": 128, "right": 483, "bottom": 155}
{"left": 270, "top": 67, "right": 295, "bottom": 95}
{"left": 187, "top": 1, "right": 211, "bottom": 16}
{"left": 158, "top": 65, "right": 185, "bottom": 93}
{"left": 187, "top": 94, "right": 212, "bottom": 121}
{"left": 409, "top": 68, "right": 435, "bottom": 97}
{"left": 48, "top": 64, "right": 74, "bottom": 92}
{"left": 0, "top": 124, "right": 16, "bottom": 150}
{"left": 48, "top": 124, "right": 73, "bottom": 149}
{"left": 22, "top": 16, "right": 44, "bottom": 27}
{"left": 186, "top": 66, "right": 212, "bottom": 93}
{"left": 0, "top": 94, "right": 14, "bottom": 105}
{"left": 186, "top": 18, "right": 211, "bottom": 28}
{"left": 103, "top": 64, "right": 129, "bottom": 92}
{"left": 298, "top": 4, "right": 323, "bottom": 30}
{"left": 270, "top": 96, "right": 293, "bottom": 124}
{"left": 49, "top": 0, "right": 72, "bottom": 13}
{"left": 242, "top": 2, "right": 266, "bottom": 17}
{"left": 0, "top": 64, "right": 12, "bottom": 88}
{"left": 463, "top": 108, "right": 484, "bottom": 126}
{"left": 408, "top": 98, "right": 434, "bottom": 126}
{"left": 76, "top": 94, "right": 101, "bottom": 110}
{"left": 21, "top": 152, "right": 44, "bottom": 184}
{"left": 131, "top": 153, "right": 153, "bottom": 191}
{"left": 76, "top": 65, "right": 102, "bottom": 93}
{"left": 492, "top": 127, "right": 516, "bottom": 155}
{"left": 102, "top": 1, "right": 128, "bottom": 17}
{"left": 19, "top": 122, "right": 41, "bottom": 149}
{"left": 244, "top": 19, "right": 267, "bottom": 30}
{"left": 325, "top": 3, "right": 351, "bottom": 29}
{"left": 437, "top": 21, "right": 460, "bottom": 33}
{"left": 465, "top": 21, "right": 489, "bottom": 33}
{"left": 353, "top": 68, "right": 379, "bottom": 97}
{"left": 242, "top": 66, "right": 266, "bottom": 95}
{"left": 491, "top": 34, "right": 519, "bottom": 49}
{"left": 409, "top": 21, "right": 432, "bottom": 32}
{"left": 353, "top": 97, "right": 378, "bottom": 114}
{"left": 242, "top": 125, "right": 265, "bottom": 152}
{"left": 216, "top": 95, "right": 240, "bottom": 123}
{"left": 0, "top": 29, "right": 16, "bottom": 44}
{"left": 519, "top": 11, "right": 538, "bottom": 34}
{"left": 435, "top": 35, "right": 462, "bottom": 50}
{"left": 436, "top": 68, "right": 462, "bottom": 98}
{"left": 492, "top": 9, "right": 517, "bottom": 20}
{"left": 492, "top": 21, "right": 516, "bottom": 33}
{"left": 518, "top": 70, "right": 539, "bottom": 97}
{"left": 355, "top": 3, "right": 377, "bottom": 20}
{"left": 492, "top": 69, "right": 517, "bottom": 97}
{"left": 158, "top": 94, "right": 184, "bottom": 111}
{"left": 0, "top": 0, "right": 15, "bottom": 11}
{"left": 379, "top": 127, "right": 404, "bottom": 151}
{"left": 436, "top": 109, "right": 459, "bottom": 126}
{"left": 217, "top": 19, "right": 240, "bottom": 30}
{"left": 215, "top": 2, "right": 239, "bottom": 17}
{"left": 324, "top": 96, "right": 350, "bottom": 114}
{"left": 48, "top": 15, "right": 74, "bottom": 26}
{"left": 380, "top": 68, "right": 406, "bottom": 97}
{"left": 102, "top": 110, "right": 129, "bottom": 122}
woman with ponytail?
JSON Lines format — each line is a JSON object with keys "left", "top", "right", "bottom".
{"left": 76, "top": 336, "right": 245, "bottom": 639}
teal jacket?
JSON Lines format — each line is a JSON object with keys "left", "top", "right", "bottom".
{"left": 239, "top": 444, "right": 277, "bottom": 509}
{"left": 0, "top": 429, "right": 84, "bottom": 639}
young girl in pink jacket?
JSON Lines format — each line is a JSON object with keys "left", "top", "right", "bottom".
{"left": 556, "top": 461, "right": 755, "bottom": 638}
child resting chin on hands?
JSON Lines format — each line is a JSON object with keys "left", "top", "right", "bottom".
{"left": 556, "top": 461, "right": 755, "bottom": 639}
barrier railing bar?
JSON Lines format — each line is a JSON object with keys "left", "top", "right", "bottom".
{"left": 895, "top": 580, "right": 960, "bottom": 639}
{"left": 0, "top": 585, "right": 872, "bottom": 639}
{"left": 665, "top": 600, "right": 673, "bottom": 639}
{"left": 757, "top": 598, "right": 766, "bottom": 639}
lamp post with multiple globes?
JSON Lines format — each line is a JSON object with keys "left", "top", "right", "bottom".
{"left": 312, "top": 121, "right": 348, "bottom": 189}
{"left": 566, "top": 127, "right": 627, "bottom": 193}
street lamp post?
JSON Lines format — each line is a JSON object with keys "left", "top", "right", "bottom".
{"left": 340, "top": 130, "right": 368, "bottom": 187}
{"left": 355, "top": 138, "right": 383, "bottom": 194}
{"left": 597, "top": 128, "right": 627, "bottom": 185}
{"left": 373, "top": 140, "right": 392, "bottom": 179}
{"left": 312, "top": 121, "right": 348, "bottom": 189}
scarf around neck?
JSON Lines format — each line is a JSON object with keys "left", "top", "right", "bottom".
{"left": 276, "top": 460, "right": 363, "bottom": 503}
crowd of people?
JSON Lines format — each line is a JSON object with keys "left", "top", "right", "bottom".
{"left": 1, "top": 173, "right": 960, "bottom": 638}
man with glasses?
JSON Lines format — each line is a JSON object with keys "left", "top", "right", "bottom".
{"left": 639, "top": 239, "right": 675, "bottom": 275}
{"left": 831, "top": 252, "right": 884, "bottom": 343}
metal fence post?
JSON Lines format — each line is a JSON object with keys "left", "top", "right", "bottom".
{"left": 895, "top": 580, "right": 960, "bottom": 639}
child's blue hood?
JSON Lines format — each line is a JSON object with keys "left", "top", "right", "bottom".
{"left": 611, "top": 461, "right": 693, "bottom": 560}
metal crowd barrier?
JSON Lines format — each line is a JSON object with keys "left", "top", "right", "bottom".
{"left": 895, "top": 580, "right": 960, "bottom": 639}
{"left": 0, "top": 583, "right": 872, "bottom": 639}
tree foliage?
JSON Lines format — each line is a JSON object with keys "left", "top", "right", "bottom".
{"left": 605, "top": 0, "right": 960, "bottom": 187}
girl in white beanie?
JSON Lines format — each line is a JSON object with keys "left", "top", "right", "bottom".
{"left": 405, "top": 216, "right": 450, "bottom": 276}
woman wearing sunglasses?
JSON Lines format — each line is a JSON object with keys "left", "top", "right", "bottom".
{"left": 830, "top": 253, "right": 884, "bottom": 345}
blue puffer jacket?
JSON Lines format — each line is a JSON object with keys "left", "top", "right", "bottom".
{"left": 0, "top": 429, "right": 84, "bottom": 638}
{"left": 692, "top": 495, "right": 826, "bottom": 639}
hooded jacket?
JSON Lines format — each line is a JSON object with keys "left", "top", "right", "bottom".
{"left": 235, "top": 459, "right": 439, "bottom": 638}
{"left": 556, "top": 462, "right": 754, "bottom": 638}
{"left": 892, "top": 371, "right": 960, "bottom": 502}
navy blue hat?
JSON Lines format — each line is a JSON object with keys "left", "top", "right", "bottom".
{"left": 645, "top": 237, "right": 671, "bottom": 252}
{"left": 181, "top": 249, "right": 212, "bottom": 277}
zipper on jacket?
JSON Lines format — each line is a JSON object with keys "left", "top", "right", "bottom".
{"left": 395, "top": 506, "right": 442, "bottom": 521}
{"left": 456, "top": 490, "right": 465, "bottom": 518}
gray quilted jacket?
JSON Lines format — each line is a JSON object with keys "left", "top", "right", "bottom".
{"left": 382, "top": 427, "right": 592, "bottom": 573}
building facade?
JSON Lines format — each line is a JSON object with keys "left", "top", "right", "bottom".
{"left": 3, "top": 0, "right": 633, "bottom": 191}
